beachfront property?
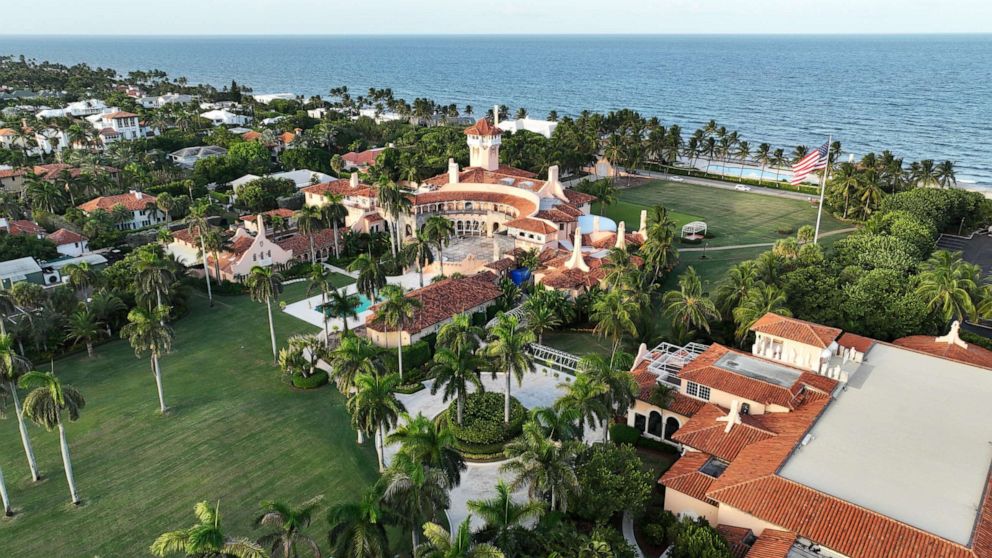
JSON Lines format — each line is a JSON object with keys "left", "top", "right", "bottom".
{"left": 200, "top": 108, "right": 251, "bottom": 127}
{"left": 77, "top": 191, "right": 165, "bottom": 230}
{"left": 168, "top": 145, "right": 227, "bottom": 168}
{"left": 137, "top": 93, "right": 194, "bottom": 109}
{"left": 628, "top": 312, "right": 992, "bottom": 558}
{"left": 35, "top": 98, "right": 108, "bottom": 119}
{"left": 496, "top": 115, "right": 558, "bottom": 138}
{"left": 252, "top": 93, "right": 297, "bottom": 104}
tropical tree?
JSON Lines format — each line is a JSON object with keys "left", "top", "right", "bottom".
{"left": 0, "top": 333, "right": 40, "bottom": 481}
{"left": 382, "top": 455, "right": 451, "bottom": 550}
{"left": 530, "top": 405, "right": 580, "bottom": 442}
{"left": 63, "top": 261, "right": 99, "bottom": 300}
{"left": 348, "top": 253, "right": 386, "bottom": 301}
{"left": 324, "top": 289, "right": 362, "bottom": 334}
{"left": 203, "top": 228, "right": 226, "bottom": 285}
{"left": 326, "top": 484, "right": 389, "bottom": 558}
{"left": 916, "top": 250, "right": 981, "bottom": 323}
{"left": 255, "top": 496, "right": 324, "bottom": 558}
{"left": 416, "top": 518, "right": 504, "bottom": 558}
{"left": 187, "top": 202, "right": 216, "bottom": 305}
{"left": 19, "top": 371, "right": 85, "bottom": 504}
{"left": 376, "top": 284, "right": 421, "bottom": 381}
{"left": 485, "top": 314, "right": 535, "bottom": 423}
{"left": 407, "top": 230, "right": 436, "bottom": 288}
{"left": 246, "top": 266, "right": 284, "bottom": 363}
{"left": 121, "top": 305, "right": 174, "bottom": 414}
{"left": 590, "top": 289, "right": 638, "bottom": 366}
{"left": 501, "top": 421, "right": 580, "bottom": 512}
{"left": 467, "top": 479, "right": 544, "bottom": 551}
{"left": 436, "top": 313, "right": 484, "bottom": 355}
{"left": 134, "top": 248, "right": 176, "bottom": 311}
{"left": 430, "top": 346, "right": 485, "bottom": 425}
{"left": 424, "top": 216, "right": 455, "bottom": 276}
{"left": 554, "top": 372, "right": 609, "bottom": 438}
{"left": 732, "top": 284, "right": 791, "bottom": 344}
{"left": 578, "top": 354, "right": 637, "bottom": 441}
{"left": 65, "top": 308, "right": 103, "bottom": 357}
{"left": 296, "top": 205, "right": 326, "bottom": 263}
{"left": 323, "top": 192, "right": 348, "bottom": 259}
{"left": 936, "top": 160, "right": 957, "bottom": 188}
{"left": 307, "top": 264, "right": 335, "bottom": 341}
{"left": 151, "top": 501, "right": 265, "bottom": 558}
{"left": 88, "top": 289, "right": 126, "bottom": 337}
{"left": 662, "top": 267, "right": 720, "bottom": 341}
{"left": 714, "top": 261, "right": 758, "bottom": 318}
{"left": 386, "top": 412, "right": 466, "bottom": 487}
{"left": 911, "top": 159, "right": 940, "bottom": 188}
{"left": 348, "top": 372, "right": 405, "bottom": 471}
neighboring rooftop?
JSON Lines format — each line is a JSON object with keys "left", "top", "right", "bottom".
{"left": 751, "top": 312, "right": 842, "bottom": 348}
{"left": 78, "top": 191, "right": 158, "bottom": 212}
{"left": 366, "top": 274, "right": 501, "bottom": 335}
{"left": 778, "top": 341, "right": 992, "bottom": 546}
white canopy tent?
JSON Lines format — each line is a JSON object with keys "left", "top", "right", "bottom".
{"left": 681, "top": 221, "right": 708, "bottom": 240}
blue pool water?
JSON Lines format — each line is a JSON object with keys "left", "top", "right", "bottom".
{"left": 316, "top": 294, "right": 376, "bottom": 317}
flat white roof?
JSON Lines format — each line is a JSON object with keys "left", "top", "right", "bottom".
{"left": 779, "top": 342, "right": 992, "bottom": 545}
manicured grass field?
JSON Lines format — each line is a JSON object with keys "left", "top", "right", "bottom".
{"left": 542, "top": 330, "right": 614, "bottom": 358}
{"left": 281, "top": 272, "right": 355, "bottom": 304}
{"left": 0, "top": 289, "right": 378, "bottom": 556}
{"left": 604, "top": 180, "right": 848, "bottom": 247}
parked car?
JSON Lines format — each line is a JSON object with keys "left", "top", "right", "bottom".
{"left": 670, "top": 176, "right": 685, "bottom": 182}
{"left": 734, "top": 184, "right": 752, "bottom": 191}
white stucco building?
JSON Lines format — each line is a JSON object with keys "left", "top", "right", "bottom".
{"left": 200, "top": 109, "right": 251, "bottom": 127}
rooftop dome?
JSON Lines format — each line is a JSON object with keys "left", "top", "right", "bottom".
{"left": 577, "top": 214, "right": 617, "bottom": 233}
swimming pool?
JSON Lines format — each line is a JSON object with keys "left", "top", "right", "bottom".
{"left": 699, "top": 164, "right": 790, "bottom": 183}
{"left": 316, "top": 293, "right": 377, "bottom": 317}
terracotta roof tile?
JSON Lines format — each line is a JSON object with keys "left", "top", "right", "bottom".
{"left": 718, "top": 525, "right": 754, "bottom": 558}
{"left": 78, "top": 191, "right": 158, "bottom": 212}
{"left": 303, "top": 179, "right": 377, "bottom": 198}
{"left": 464, "top": 118, "right": 501, "bottom": 136}
{"left": 367, "top": 274, "right": 501, "bottom": 335}
{"left": 504, "top": 217, "right": 557, "bottom": 235}
{"left": 242, "top": 130, "right": 262, "bottom": 141}
{"left": 274, "top": 228, "right": 339, "bottom": 255}
{"left": 238, "top": 208, "right": 295, "bottom": 222}
{"left": 534, "top": 209, "right": 578, "bottom": 223}
{"left": 658, "top": 451, "right": 717, "bottom": 504}
{"left": 746, "top": 530, "right": 795, "bottom": 558}
{"left": 679, "top": 345, "right": 799, "bottom": 408}
{"left": 414, "top": 190, "right": 536, "bottom": 217}
{"left": 838, "top": 332, "right": 875, "bottom": 354}
{"left": 47, "top": 228, "right": 87, "bottom": 244}
{"left": 892, "top": 335, "right": 992, "bottom": 369}
{"left": 563, "top": 189, "right": 597, "bottom": 205}
{"left": 750, "top": 313, "right": 841, "bottom": 348}
{"left": 5, "top": 220, "right": 45, "bottom": 236}
{"left": 422, "top": 166, "right": 540, "bottom": 189}
{"left": 342, "top": 148, "right": 384, "bottom": 166}
{"left": 672, "top": 404, "right": 777, "bottom": 461}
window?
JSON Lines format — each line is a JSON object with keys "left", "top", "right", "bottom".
{"left": 699, "top": 457, "right": 729, "bottom": 478}
{"left": 252, "top": 254, "right": 257, "bottom": 262}
{"left": 740, "top": 402, "right": 751, "bottom": 415}
{"left": 686, "top": 381, "right": 711, "bottom": 401}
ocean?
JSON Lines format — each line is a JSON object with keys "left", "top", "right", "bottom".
{"left": 2, "top": 34, "right": 990, "bottom": 186}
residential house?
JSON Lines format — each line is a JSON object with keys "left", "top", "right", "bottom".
{"left": 0, "top": 257, "right": 44, "bottom": 288}
{"left": 0, "top": 218, "right": 46, "bottom": 238}
{"left": 89, "top": 110, "right": 157, "bottom": 144}
{"left": 200, "top": 109, "right": 251, "bottom": 127}
{"left": 47, "top": 228, "right": 89, "bottom": 257}
{"left": 78, "top": 191, "right": 164, "bottom": 230}
{"left": 0, "top": 163, "right": 120, "bottom": 195}
{"left": 168, "top": 145, "right": 227, "bottom": 168}
{"left": 341, "top": 147, "right": 385, "bottom": 171}
{"left": 137, "top": 93, "right": 193, "bottom": 109}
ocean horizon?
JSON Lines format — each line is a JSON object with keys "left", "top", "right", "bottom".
{"left": 3, "top": 34, "right": 990, "bottom": 186}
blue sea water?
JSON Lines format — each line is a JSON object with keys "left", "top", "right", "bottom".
{"left": 1, "top": 34, "right": 990, "bottom": 185}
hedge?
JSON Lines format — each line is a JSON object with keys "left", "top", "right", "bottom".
{"left": 610, "top": 423, "right": 640, "bottom": 445}
{"left": 644, "top": 161, "right": 821, "bottom": 195}
{"left": 291, "top": 369, "right": 329, "bottom": 389}
{"left": 382, "top": 340, "right": 432, "bottom": 374}
{"left": 395, "top": 382, "right": 426, "bottom": 395}
{"left": 447, "top": 392, "right": 526, "bottom": 446}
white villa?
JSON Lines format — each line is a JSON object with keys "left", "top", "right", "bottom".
{"left": 169, "top": 145, "right": 227, "bottom": 168}
{"left": 78, "top": 191, "right": 165, "bottom": 230}
{"left": 138, "top": 93, "right": 194, "bottom": 109}
{"left": 36, "top": 98, "right": 107, "bottom": 119}
{"left": 200, "top": 109, "right": 251, "bottom": 127}
{"left": 87, "top": 110, "right": 158, "bottom": 144}
{"left": 230, "top": 169, "right": 334, "bottom": 197}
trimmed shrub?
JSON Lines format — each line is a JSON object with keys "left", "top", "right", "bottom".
{"left": 383, "top": 340, "right": 432, "bottom": 373}
{"left": 471, "top": 311, "right": 487, "bottom": 327}
{"left": 292, "top": 369, "right": 329, "bottom": 389}
{"left": 610, "top": 423, "right": 640, "bottom": 445}
{"left": 448, "top": 392, "right": 526, "bottom": 446}
{"left": 636, "top": 436, "right": 680, "bottom": 454}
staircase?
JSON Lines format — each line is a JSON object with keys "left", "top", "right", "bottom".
{"left": 935, "top": 233, "right": 970, "bottom": 252}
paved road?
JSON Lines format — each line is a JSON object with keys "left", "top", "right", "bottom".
{"left": 679, "top": 227, "right": 857, "bottom": 253}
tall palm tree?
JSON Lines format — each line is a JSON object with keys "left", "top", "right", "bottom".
{"left": 436, "top": 313, "right": 484, "bottom": 355}
{"left": 467, "top": 480, "right": 544, "bottom": 551}
{"left": 911, "top": 159, "right": 940, "bottom": 188}
{"left": 255, "top": 496, "right": 324, "bottom": 558}
{"left": 734, "top": 140, "right": 751, "bottom": 180}
{"left": 151, "top": 501, "right": 265, "bottom": 558}
{"left": 830, "top": 162, "right": 860, "bottom": 219}
{"left": 0, "top": 333, "right": 40, "bottom": 482}
{"left": 430, "top": 346, "right": 484, "bottom": 425}
{"left": 523, "top": 296, "right": 561, "bottom": 345}
{"left": 578, "top": 354, "right": 637, "bottom": 441}
{"left": 186, "top": 203, "right": 215, "bottom": 305}
{"left": 347, "top": 253, "right": 386, "bottom": 301}
{"left": 916, "top": 250, "right": 981, "bottom": 323}
{"left": 714, "top": 261, "right": 758, "bottom": 318}
{"left": 554, "top": 372, "right": 608, "bottom": 438}
{"left": 134, "top": 248, "right": 175, "bottom": 312}
{"left": 485, "top": 314, "right": 535, "bottom": 424}
{"left": 376, "top": 284, "right": 421, "bottom": 381}
{"left": 307, "top": 264, "right": 335, "bottom": 341}
{"left": 202, "top": 228, "right": 225, "bottom": 285}
{"left": 325, "top": 289, "right": 362, "bottom": 334}
{"left": 662, "top": 267, "right": 720, "bottom": 341}
{"left": 348, "top": 372, "right": 405, "bottom": 471}
{"left": 590, "top": 290, "right": 638, "bottom": 367}
{"left": 375, "top": 178, "right": 412, "bottom": 257}
{"left": 296, "top": 205, "right": 326, "bottom": 263}
{"left": 326, "top": 484, "right": 389, "bottom": 558}
{"left": 88, "top": 289, "right": 126, "bottom": 337}
{"left": 382, "top": 455, "right": 451, "bottom": 550}
{"left": 322, "top": 192, "right": 348, "bottom": 259}
{"left": 246, "top": 266, "right": 284, "bottom": 363}
{"left": 501, "top": 421, "right": 580, "bottom": 512}
{"left": 386, "top": 412, "right": 466, "bottom": 487}
{"left": 424, "top": 216, "right": 454, "bottom": 276}
{"left": 936, "top": 160, "right": 957, "bottom": 189}
{"left": 19, "top": 371, "right": 85, "bottom": 504}
{"left": 63, "top": 261, "right": 99, "bottom": 300}
{"left": 408, "top": 230, "right": 436, "bottom": 288}
{"left": 530, "top": 406, "right": 580, "bottom": 442}
{"left": 417, "top": 517, "right": 504, "bottom": 558}
{"left": 754, "top": 143, "right": 771, "bottom": 184}
{"left": 733, "top": 284, "right": 791, "bottom": 344}
{"left": 66, "top": 308, "right": 103, "bottom": 357}
{"left": 121, "top": 305, "right": 174, "bottom": 414}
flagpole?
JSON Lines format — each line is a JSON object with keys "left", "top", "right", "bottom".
{"left": 813, "top": 134, "right": 832, "bottom": 244}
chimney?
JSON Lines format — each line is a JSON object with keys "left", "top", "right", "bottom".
{"left": 349, "top": 173, "right": 359, "bottom": 189}
{"left": 615, "top": 221, "right": 627, "bottom": 251}
{"left": 493, "top": 104, "right": 500, "bottom": 126}
{"left": 638, "top": 209, "right": 648, "bottom": 238}
{"left": 132, "top": 190, "right": 142, "bottom": 200}
{"left": 564, "top": 226, "right": 590, "bottom": 272}
{"left": 547, "top": 165, "right": 559, "bottom": 185}
{"left": 448, "top": 158, "right": 460, "bottom": 184}
{"left": 492, "top": 236, "right": 500, "bottom": 262}
{"left": 257, "top": 214, "right": 266, "bottom": 238}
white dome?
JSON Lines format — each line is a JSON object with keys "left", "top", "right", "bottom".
{"left": 577, "top": 214, "right": 617, "bottom": 233}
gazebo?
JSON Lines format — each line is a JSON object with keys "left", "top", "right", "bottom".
{"left": 681, "top": 221, "right": 707, "bottom": 241}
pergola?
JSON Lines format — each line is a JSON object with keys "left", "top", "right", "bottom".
{"left": 681, "top": 221, "right": 707, "bottom": 240}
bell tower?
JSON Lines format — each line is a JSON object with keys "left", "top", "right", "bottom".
{"left": 465, "top": 118, "right": 502, "bottom": 171}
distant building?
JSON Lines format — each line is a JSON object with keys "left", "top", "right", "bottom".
{"left": 341, "top": 147, "right": 386, "bottom": 171}
{"left": 47, "top": 228, "right": 89, "bottom": 257}
{"left": 0, "top": 218, "right": 46, "bottom": 238}
{"left": 497, "top": 117, "right": 558, "bottom": 139}
{"left": 77, "top": 191, "right": 164, "bottom": 230}
{"left": 0, "top": 163, "right": 120, "bottom": 195}
{"left": 89, "top": 110, "right": 157, "bottom": 144}
{"left": 230, "top": 169, "right": 334, "bottom": 197}
{"left": 168, "top": 145, "right": 227, "bottom": 168}
{"left": 252, "top": 93, "right": 297, "bottom": 104}
{"left": 0, "top": 257, "right": 44, "bottom": 288}
{"left": 137, "top": 93, "right": 194, "bottom": 109}
{"left": 36, "top": 98, "right": 107, "bottom": 119}
{"left": 43, "top": 253, "right": 108, "bottom": 286}
{"left": 200, "top": 109, "right": 251, "bottom": 127}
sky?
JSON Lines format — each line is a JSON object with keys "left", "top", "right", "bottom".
{"left": 4, "top": 0, "right": 992, "bottom": 35}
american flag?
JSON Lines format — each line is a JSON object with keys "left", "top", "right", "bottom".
{"left": 790, "top": 142, "right": 829, "bottom": 185}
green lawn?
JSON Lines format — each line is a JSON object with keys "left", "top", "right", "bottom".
{"left": 0, "top": 289, "right": 378, "bottom": 556}
{"left": 542, "top": 331, "right": 613, "bottom": 357}
{"left": 604, "top": 180, "right": 848, "bottom": 247}
{"left": 281, "top": 272, "right": 355, "bottom": 304}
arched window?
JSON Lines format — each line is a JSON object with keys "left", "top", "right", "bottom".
{"left": 664, "top": 417, "right": 681, "bottom": 441}
{"left": 465, "top": 201, "right": 474, "bottom": 210}
{"left": 648, "top": 411, "right": 663, "bottom": 438}
{"left": 633, "top": 414, "right": 646, "bottom": 433}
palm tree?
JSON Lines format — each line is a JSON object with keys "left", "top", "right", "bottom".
{"left": 348, "top": 253, "right": 386, "bottom": 301}
{"left": 417, "top": 518, "right": 504, "bottom": 558}
{"left": 382, "top": 455, "right": 451, "bottom": 550}
{"left": 501, "top": 421, "right": 580, "bottom": 512}
{"left": 0, "top": 333, "right": 40, "bottom": 482}
{"left": 296, "top": 205, "right": 326, "bottom": 263}
{"left": 578, "top": 354, "right": 637, "bottom": 441}
{"left": 911, "top": 159, "right": 940, "bottom": 188}
{"left": 66, "top": 308, "right": 103, "bottom": 357}
{"left": 386, "top": 412, "right": 466, "bottom": 487}
{"left": 326, "top": 484, "right": 389, "bottom": 558}
{"left": 733, "top": 284, "right": 791, "bottom": 344}
{"left": 436, "top": 313, "right": 484, "bottom": 355}
{"left": 554, "top": 372, "right": 608, "bottom": 437}
{"left": 325, "top": 289, "right": 362, "bottom": 334}
{"left": 734, "top": 140, "right": 751, "bottom": 180}
{"left": 63, "top": 261, "right": 99, "bottom": 300}
{"left": 424, "top": 216, "right": 455, "bottom": 276}
{"left": 916, "top": 250, "right": 981, "bottom": 323}
{"left": 307, "top": 264, "right": 335, "bottom": 341}
{"left": 714, "top": 261, "right": 758, "bottom": 318}
{"left": 590, "top": 289, "right": 638, "bottom": 367}
{"left": 830, "top": 162, "right": 860, "bottom": 219}
{"left": 754, "top": 143, "right": 771, "bottom": 184}
{"left": 376, "top": 284, "right": 421, "bottom": 381}
{"left": 375, "top": 178, "right": 412, "bottom": 257}
{"left": 530, "top": 405, "right": 580, "bottom": 442}
{"left": 246, "top": 266, "right": 284, "bottom": 363}
{"left": 151, "top": 501, "right": 265, "bottom": 558}
{"left": 187, "top": 203, "right": 215, "bottom": 305}
{"left": 255, "top": 496, "right": 324, "bottom": 558}
{"left": 348, "top": 372, "right": 405, "bottom": 471}
{"left": 19, "top": 371, "right": 85, "bottom": 504}
{"left": 485, "top": 314, "right": 535, "bottom": 424}
{"left": 408, "top": 230, "right": 436, "bottom": 288}
{"left": 134, "top": 248, "right": 175, "bottom": 311}
{"left": 937, "top": 160, "right": 957, "bottom": 188}
{"left": 523, "top": 296, "right": 561, "bottom": 345}
{"left": 88, "top": 289, "right": 126, "bottom": 337}
{"left": 121, "top": 305, "right": 174, "bottom": 414}
{"left": 467, "top": 480, "right": 544, "bottom": 551}
{"left": 430, "top": 346, "right": 485, "bottom": 425}
{"left": 662, "top": 267, "right": 720, "bottom": 341}
{"left": 203, "top": 228, "right": 225, "bottom": 285}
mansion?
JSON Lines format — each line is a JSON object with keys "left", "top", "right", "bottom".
{"left": 627, "top": 313, "right": 992, "bottom": 558}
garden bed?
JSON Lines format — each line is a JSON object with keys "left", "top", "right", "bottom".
{"left": 438, "top": 392, "right": 526, "bottom": 459}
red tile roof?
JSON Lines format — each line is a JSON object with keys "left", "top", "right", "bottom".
{"left": 238, "top": 208, "right": 296, "bottom": 222}
{"left": 464, "top": 119, "right": 501, "bottom": 136}
{"left": 423, "top": 166, "right": 541, "bottom": 189}
{"left": 367, "top": 274, "right": 501, "bottom": 336}
{"left": 414, "top": 190, "right": 537, "bottom": 217}
{"left": 534, "top": 208, "right": 578, "bottom": 223}
{"left": 892, "top": 336, "right": 992, "bottom": 369}
{"left": 47, "top": 228, "right": 87, "bottom": 245}
{"left": 278, "top": 131, "right": 296, "bottom": 144}
{"left": 78, "top": 191, "right": 158, "bottom": 212}
{"left": 5, "top": 219, "right": 45, "bottom": 236}
{"left": 242, "top": 130, "right": 263, "bottom": 141}
{"left": 504, "top": 217, "right": 557, "bottom": 235}
{"left": 673, "top": 404, "right": 777, "bottom": 462}
{"left": 103, "top": 111, "right": 138, "bottom": 119}
{"left": 303, "top": 179, "right": 377, "bottom": 199}
{"left": 659, "top": 451, "right": 717, "bottom": 504}
{"left": 717, "top": 525, "right": 755, "bottom": 558}
{"left": 275, "top": 228, "right": 339, "bottom": 255}
{"left": 342, "top": 148, "right": 384, "bottom": 166}
{"left": 0, "top": 128, "right": 16, "bottom": 136}
{"left": 746, "top": 530, "right": 795, "bottom": 558}
{"left": 838, "top": 332, "right": 875, "bottom": 354}
{"left": 563, "top": 189, "right": 597, "bottom": 205}
{"left": 750, "top": 313, "right": 841, "bottom": 348}
{"left": 679, "top": 345, "right": 798, "bottom": 408}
